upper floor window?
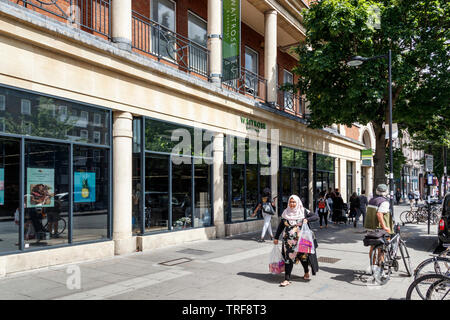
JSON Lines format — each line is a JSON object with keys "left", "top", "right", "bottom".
{"left": 283, "top": 70, "right": 294, "bottom": 110}
{"left": 151, "top": 0, "right": 176, "bottom": 60}
{"left": 244, "top": 47, "right": 258, "bottom": 95}
{"left": 0, "top": 95, "right": 5, "bottom": 111}
{"left": 188, "top": 12, "right": 207, "bottom": 74}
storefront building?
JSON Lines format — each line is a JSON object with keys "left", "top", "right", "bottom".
{"left": 0, "top": 0, "right": 366, "bottom": 276}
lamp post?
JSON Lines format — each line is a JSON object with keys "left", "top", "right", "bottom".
{"left": 347, "top": 50, "right": 394, "bottom": 219}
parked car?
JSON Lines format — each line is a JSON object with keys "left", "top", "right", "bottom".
{"left": 438, "top": 192, "right": 450, "bottom": 247}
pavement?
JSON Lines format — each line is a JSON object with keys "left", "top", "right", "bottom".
{"left": 0, "top": 203, "right": 441, "bottom": 300}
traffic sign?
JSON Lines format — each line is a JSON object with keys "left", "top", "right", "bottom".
{"left": 425, "top": 154, "right": 433, "bottom": 172}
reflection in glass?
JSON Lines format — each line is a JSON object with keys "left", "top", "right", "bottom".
{"left": 151, "top": 0, "right": 176, "bottom": 60}
{"left": 0, "top": 86, "right": 109, "bottom": 145}
{"left": 145, "top": 154, "right": 169, "bottom": 232}
{"left": 195, "top": 163, "right": 211, "bottom": 227}
{"left": 172, "top": 160, "right": 192, "bottom": 230}
{"left": 25, "top": 141, "right": 69, "bottom": 248}
{"left": 72, "top": 146, "right": 108, "bottom": 242}
{"left": 246, "top": 164, "right": 258, "bottom": 220}
{"left": 0, "top": 138, "right": 20, "bottom": 253}
{"left": 231, "top": 165, "right": 244, "bottom": 221}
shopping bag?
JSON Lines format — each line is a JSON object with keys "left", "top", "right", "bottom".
{"left": 268, "top": 244, "right": 285, "bottom": 274}
{"left": 297, "top": 223, "right": 315, "bottom": 254}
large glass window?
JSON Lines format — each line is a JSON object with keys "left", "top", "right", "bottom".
{"left": 224, "top": 135, "right": 272, "bottom": 223}
{"left": 283, "top": 70, "right": 294, "bottom": 110}
{"left": 72, "top": 146, "right": 109, "bottom": 242}
{"left": 347, "top": 161, "right": 354, "bottom": 201}
{"left": 315, "top": 154, "right": 335, "bottom": 205}
{"left": 135, "top": 117, "right": 213, "bottom": 234}
{"left": 244, "top": 47, "right": 259, "bottom": 95}
{"left": 0, "top": 86, "right": 111, "bottom": 255}
{"left": 280, "top": 147, "right": 309, "bottom": 209}
{"left": 0, "top": 87, "right": 110, "bottom": 146}
{"left": 0, "top": 138, "right": 20, "bottom": 253}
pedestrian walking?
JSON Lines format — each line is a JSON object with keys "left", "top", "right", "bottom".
{"left": 326, "top": 187, "right": 334, "bottom": 221}
{"left": 395, "top": 188, "right": 402, "bottom": 205}
{"left": 316, "top": 191, "right": 330, "bottom": 229}
{"left": 273, "top": 195, "right": 319, "bottom": 287}
{"left": 413, "top": 190, "right": 420, "bottom": 205}
{"left": 407, "top": 191, "right": 414, "bottom": 208}
{"left": 331, "top": 191, "right": 345, "bottom": 224}
{"left": 349, "top": 192, "right": 360, "bottom": 227}
{"left": 356, "top": 190, "right": 368, "bottom": 227}
{"left": 251, "top": 188, "right": 276, "bottom": 242}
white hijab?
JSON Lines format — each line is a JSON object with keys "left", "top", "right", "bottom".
{"left": 281, "top": 195, "right": 305, "bottom": 222}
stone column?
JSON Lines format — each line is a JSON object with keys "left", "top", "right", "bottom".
{"left": 112, "top": 0, "right": 132, "bottom": 51}
{"left": 213, "top": 133, "right": 225, "bottom": 237}
{"left": 339, "top": 158, "right": 347, "bottom": 202}
{"left": 208, "top": 0, "right": 222, "bottom": 85}
{"left": 113, "top": 111, "right": 135, "bottom": 255}
{"left": 264, "top": 10, "right": 277, "bottom": 104}
{"left": 308, "top": 152, "right": 314, "bottom": 211}
{"left": 355, "top": 160, "right": 362, "bottom": 195}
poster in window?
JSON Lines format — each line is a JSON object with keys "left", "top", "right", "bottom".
{"left": 27, "top": 168, "right": 55, "bottom": 207}
{"left": 0, "top": 168, "right": 4, "bottom": 205}
{"left": 74, "top": 172, "right": 96, "bottom": 203}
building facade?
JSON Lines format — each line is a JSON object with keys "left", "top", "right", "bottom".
{"left": 0, "top": 0, "right": 369, "bottom": 276}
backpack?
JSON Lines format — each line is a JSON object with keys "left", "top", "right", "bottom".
{"left": 318, "top": 199, "right": 326, "bottom": 210}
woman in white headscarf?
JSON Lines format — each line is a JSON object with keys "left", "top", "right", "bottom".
{"left": 274, "top": 195, "right": 319, "bottom": 287}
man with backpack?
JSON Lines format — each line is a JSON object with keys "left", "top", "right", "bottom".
{"left": 251, "top": 188, "right": 276, "bottom": 242}
{"left": 364, "top": 184, "right": 394, "bottom": 264}
{"left": 317, "top": 191, "right": 330, "bottom": 229}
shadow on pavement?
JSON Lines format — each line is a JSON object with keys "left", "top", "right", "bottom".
{"left": 236, "top": 272, "right": 309, "bottom": 284}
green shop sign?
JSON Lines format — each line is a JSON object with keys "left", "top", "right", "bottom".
{"left": 361, "top": 149, "right": 373, "bottom": 167}
{"left": 241, "top": 117, "right": 266, "bottom": 131}
{"left": 223, "top": 0, "right": 240, "bottom": 81}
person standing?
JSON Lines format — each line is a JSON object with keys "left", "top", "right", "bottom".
{"left": 317, "top": 191, "right": 330, "bottom": 229}
{"left": 273, "top": 195, "right": 319, "bottom": 286}
{"left": 332, "top": 191, "right": 344, "bottom": 224}
{"left": 349, "top": 192, "right": 361, "bottom": 227}
{"left": 357, "top": 190, "right": 368, "bottom": 227}
{"left": 251, "top": 188, "right": 276, "bottom": 242}
{"left": 413, "top": 189, "right": 420, "bottom": 205}
{"left": 326, "top": 188, "right": 334, "bottom": 221}
{"left": 395, "top": 188, "right": 402, "bottom": 205}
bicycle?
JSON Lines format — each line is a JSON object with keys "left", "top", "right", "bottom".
{"left": 406, "top": 273, "right": 450, "bottom": 300}
{"left": 42, "top": 216, "right": 66, "bottom": 237}
{"left": 369, "top": 223, "right": 412, "bottom": 285}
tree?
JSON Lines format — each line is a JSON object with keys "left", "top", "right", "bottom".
{"left": 292, "top": 0, "right": 449, "bottom": 194}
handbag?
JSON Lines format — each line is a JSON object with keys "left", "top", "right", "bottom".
{"left": 262, "top": 202, "right": 275, "bottom": 215}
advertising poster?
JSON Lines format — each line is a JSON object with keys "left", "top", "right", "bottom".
{"left": 222, "top": 0, "right": 240, "bottom": 81}
{"left": 74, "top": 172, "right": 96, "bottom": 203}
{"left": 0, "top": 168, "right": 4, "bottom": 205}
{"left": 27, "top": 168, "right": 55, "bottom": 208}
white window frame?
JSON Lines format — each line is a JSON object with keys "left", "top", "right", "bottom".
{"left": 21, "top": 99, "right": 31, "bottom": 115}
{"left": 80, "top": 111, "right": 89, "bottom": 121}
{"left": 93, "top": 113, "right": 102, "bottom": 126}
{"left": 80, "top": 129, "right": 88, "bottom": 140}
{"left": 93, "top": 131, "right": 101, "bottom": 144}
{"left": 283, "top": 69, "right": 294, "bottom": 110}
{"left": 151, "top": 0, "right": 177, "bottom": 60}
{"left": 0, "top": 95, "right": 5, "bottom": 111}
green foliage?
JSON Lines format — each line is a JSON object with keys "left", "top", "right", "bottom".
{"left": 385, "top": 147, "right": 407, "bottom": 179}
{"left": 294, "top": 0, "right": 449, "bottom": 130}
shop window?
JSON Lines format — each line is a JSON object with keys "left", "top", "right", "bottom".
{"left": 280, "top": 147, "right": 309, "bottom": 209}
{"left": 72, "top": 146, "right": 109, "bottom": 243}
{"left": 0, "top": 118, "right": 4, "bottom": 132}
{"left": 0, "top": 87, "right": 110, "bottom": 146}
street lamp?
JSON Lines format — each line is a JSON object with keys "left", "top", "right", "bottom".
{"left": 347, "top": 50, "right": 394, "bottom": 219}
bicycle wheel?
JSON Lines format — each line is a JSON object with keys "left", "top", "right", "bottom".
{"left": 405, "top": 211, "right": 416, "bottom": 224}
{"left": 414, "top": 256, "right": 450, "bottom": 279}
{"left": 370, "top": 244, "right": 391, "bottom": 285}
{"left": 55, "top": 217, "right": 66, "bottom": 236}
{"left": 406, "top": 274, "right": 449, "bottom": 300}
{"left": 425, "top": 275, "right": 450, "bottom": 300}
{"left": 400, "top": 211, "right": 411, "bottom": 224}
{"left": 399, "top": 240, "right": 412, "bottom": 277}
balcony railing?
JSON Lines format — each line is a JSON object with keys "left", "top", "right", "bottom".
{"left": 276, "top": 86, "right": 306, "bottom": 118}
{"left": 222, "top": 65, "right": 267, "bottom": 101}
{"left": 13, "top": 0, "right": 111, "bottom": 39}
{"left": 132, "top": 11, "right": 209, "bottom": 78}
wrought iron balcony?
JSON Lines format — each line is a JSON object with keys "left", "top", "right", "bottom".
{"left": 13, "top": 0, "right": 111, "bottom": 39}
{"left": 132, "top": 11, "right": 209, "bottom": 78}
{"left": 221, "top": 63, "right": 268, "bottom": 101}
{"left": 276, "top": 85, "right": 306, "bottom": 118}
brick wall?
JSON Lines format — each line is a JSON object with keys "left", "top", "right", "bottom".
{"left": 345, "top": 125, "right": 360, "bottom": 141}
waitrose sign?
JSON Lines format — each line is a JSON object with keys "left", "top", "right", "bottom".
{"left": 241, "top": 117, "right": 266, "bottom": 131}
{"left": 223, "top": 0, "right": 240, "bottom": 81}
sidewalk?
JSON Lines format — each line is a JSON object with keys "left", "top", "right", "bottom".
{"left": 0, "top": 205, "right": 439, "bottom": 300}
